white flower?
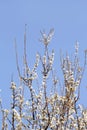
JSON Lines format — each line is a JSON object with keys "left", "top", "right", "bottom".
{"left": 11, "top": 82, "right": 16, "bottom": 89}
{"left": 43, "top": 55, "right": 46, "bottom": 64}
{"left": 78, "top": 104, "right": 83, "bottom": 112}
{"left": 39, "top": 28, "right": 54, "bottom": 46}
{"left": 3, "top": 109, "right": 9, "bottom": 115}
{"left": 75, "top": 41, "right": 79, "bottom": 53}
{"left": 12, "top": 109, "right": 21, "bottom": 122}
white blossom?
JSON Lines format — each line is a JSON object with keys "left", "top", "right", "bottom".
{"left": 39, "top": 28, "right": 54, "bottom": 46}
{"left": 10, "top": 82, "right": 16, "bottom": 89}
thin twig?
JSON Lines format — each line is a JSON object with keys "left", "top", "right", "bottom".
{"left": 14, "top": 39, "right": 21, "bottom": 77}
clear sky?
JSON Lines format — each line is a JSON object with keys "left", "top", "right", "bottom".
{"left": 0, "top": 0, "right": 87, "bottom": 108}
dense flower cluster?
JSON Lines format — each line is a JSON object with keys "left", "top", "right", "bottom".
{"left": 0, "top": 30, "right": 87, "bottom": 130}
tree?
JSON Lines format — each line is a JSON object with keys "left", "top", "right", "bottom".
{"left": 0, "top": 28, "right": 87, "bottom": 130}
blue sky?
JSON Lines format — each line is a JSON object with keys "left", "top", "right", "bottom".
{"left": 0, "top": 0, "right": 87, "bottom": 108}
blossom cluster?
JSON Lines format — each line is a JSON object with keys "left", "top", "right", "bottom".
{"left": 0, "top": 30, "right": 87, "bottom": 130}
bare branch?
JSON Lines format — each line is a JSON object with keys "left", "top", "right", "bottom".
{"left": 14, "top": 39, "right": 21, "bottom": 77}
